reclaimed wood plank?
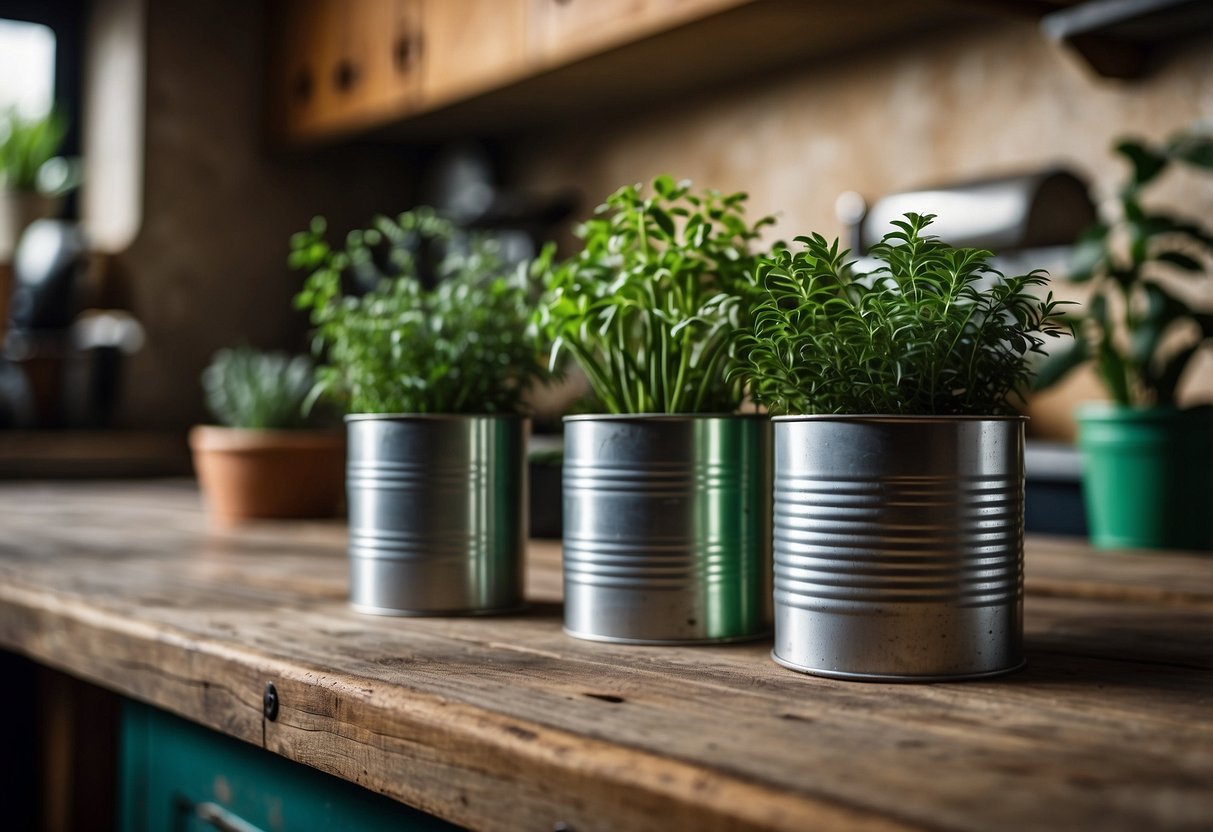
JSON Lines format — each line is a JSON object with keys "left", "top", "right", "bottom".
{"left": 0, "top": 481, "right": 1209, "bottom": 832}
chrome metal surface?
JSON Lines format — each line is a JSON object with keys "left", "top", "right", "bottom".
{"left": 563, "top": 415, "right": 771, "bottom": 644}
{"left": 346, "top": 414, "right": 525, "bottom": 615}
{"left": 772, "top": 416, "right": 1025, "bottom": 680}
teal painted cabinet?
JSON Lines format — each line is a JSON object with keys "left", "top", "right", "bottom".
{"left": 118, "top": 701, "right": 459, "bottom": 832}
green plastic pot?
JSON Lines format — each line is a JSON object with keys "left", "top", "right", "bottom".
{"left": 1076, "top": 404, "right": 1213, "bottom": 551}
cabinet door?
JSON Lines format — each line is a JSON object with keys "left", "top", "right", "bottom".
{"left": 340, "top": 0, "right": 423, "bottom": 127}
{"left": 421, "top": 0, "right": 531, "bottom": 108}
{"left": 530, "top": 0, "right": 752, "bottom": 66}
{"left": 271, "top": 0, "right": 422, "bottom": 142}
{"left": 119, "top": 701, "right": 455, "bottom": 832}
{"left": 271, "top": 0, "right": 340, "bottom": 139}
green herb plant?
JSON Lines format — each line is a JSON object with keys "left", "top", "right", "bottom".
{"left": 741, "top": 213, "right": 1067, "bottom": 415}
{"left": 202, "top": 348, "right": 315, "bottom": 430}
{"left": 292, "top": 208, "right": 547, "bottom": 415}
{"left": 534, "top": 176, "right": 774, "bottom": 414}
{"left": 0, "top": 109, "right": 66, "bottom": 192}
{"left": 1034, "top": 127, "right": 1213, "bottom": 406}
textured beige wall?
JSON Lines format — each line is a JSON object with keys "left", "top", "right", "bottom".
{"left": 106, "top": 0, "right": 421, "bottom": 429}
{"left": 512, "top": 18, "right": 1213, "bottom": 438}
{"left": 103, "top": 9, "right": 1212, "bottom": 434}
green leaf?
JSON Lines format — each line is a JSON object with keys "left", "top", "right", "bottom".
{"left": 1115, "top": 139, "right": 1168, "bottom": 188}
{"left": 1067, "top": 224, "right": 1108, "bottom": 282}
{"left": 1169, "top": 133, "right": 1213, "bottom": 170}
{"left": 1156, "top": 251, "right": 1204, "bottom": 272}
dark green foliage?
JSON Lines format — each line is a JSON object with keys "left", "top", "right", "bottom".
{"left": 741, "top": 213, "right": 1067, "bottom": 416}
{"left": 534, "top": 176, "right": 774, "bottom": 414}
{"left": 1035, "top": 126, "right": 1213, "bottom": 407}
{"left": 202, "top": 348, "right": 315, "bottom": 429}
{"left": 0, "top": 109, "right": 65, "bottom": 192}
{"left": 291, "top": 209, "right": 548, "bottom": 415}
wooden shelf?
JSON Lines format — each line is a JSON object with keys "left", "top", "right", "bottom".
{"left": 0, "top": 480, "right": 1209, "bottom": 831}
{"left": 272, "top": 0, "right": 1084, "bottom": 146}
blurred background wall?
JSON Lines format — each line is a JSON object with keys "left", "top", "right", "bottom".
{"left": 66, "top": 0, "right": 1213, "bottom": 434}
{"left": 100, "top": 0, "right": 422, "bottom": 430}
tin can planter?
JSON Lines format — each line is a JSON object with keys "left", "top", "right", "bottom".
{"left": 346, "top": 414, "right": 526, "bottom": 616}
{"left": 562, "top": 414, "right": 771, "bottom": 644}
{"left": 772, "top": 415, "right": 1025, "bottom": 681}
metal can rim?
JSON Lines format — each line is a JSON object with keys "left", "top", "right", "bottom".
{"left": 771, "top": 413, "right": 1029, "bottom": 424}
{"left": 345, "top": 412, "right": 530, "bottom": 423}
{"left": 563, "top": 412, "right": 769, "bottom": 423}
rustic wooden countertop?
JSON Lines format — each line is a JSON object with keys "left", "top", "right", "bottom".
{"left": 0, "top": 480, "right": 1209, "bottom": 832}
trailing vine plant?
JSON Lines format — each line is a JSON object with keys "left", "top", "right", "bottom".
{"left": 740, "top": 213, "right": 1068, "bottom": 415}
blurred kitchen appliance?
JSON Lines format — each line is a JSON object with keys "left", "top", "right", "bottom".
{"left": 838, "top": 168, "right": 1096, "bottom": 262}
{"left": 2, "top": 220, "right": 143, "bottom": 428}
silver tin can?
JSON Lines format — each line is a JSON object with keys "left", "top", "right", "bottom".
{"left": 346, "top": 414, "right": 526, "bottom": 616}
{"left": 563, "top": 415, "right": 772, "bottom": 644}
{"left": 772, "top": 415, "right": 1025, "bottom": 681}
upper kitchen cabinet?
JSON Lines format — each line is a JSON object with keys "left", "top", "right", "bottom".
{"left": 421, "top": 0, "right": 530, "bottom": 109}
{"left": 270, "top": 0, "right": 423, "bottom": 143}
{"left": 528, "top": 0, "right": 750, "bottom": 67}
{"left": 268, "top": 0, "right": 1081, "bottom": 145}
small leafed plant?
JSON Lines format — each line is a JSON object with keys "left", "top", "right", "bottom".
{"left": 202, "top": 348, "right": 315, "bottom": 430}
{"left": 292, "top": 209, "right": 547, "bottom": 414}
{"left": 535, "top": 176, "right": 774, "bottom": 414}
{"left": 1034, "top": 127, "right": 1213, "bottom": 406}
{"left": 0, "top": 109, "right": 67, "bottom": 192}
{"left": 741, "top": 213, "right": 1067, "bottom": 415}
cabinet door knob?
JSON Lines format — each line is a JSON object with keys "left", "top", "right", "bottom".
{"left": 395, "top": 32, "right": 420, "bottom": 72}
{"left": 293, "top": 68, "right": 313, "bottom": 103}
{"left": 334, "top": 59, "right": 360, "bottom": 91}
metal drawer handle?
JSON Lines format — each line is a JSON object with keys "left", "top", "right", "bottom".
{"left": 174, "top": 796, "right": 267, "bottom": 832}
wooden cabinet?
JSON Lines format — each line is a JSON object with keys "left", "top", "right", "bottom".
{"left": 268, "top": 0, "right": 1066, "bottom": 144}
{"left": 269, "top": 0, "right": 753, "bottom": 143}
{"left": 421, "top": 0, "right": 530, "bottom": 109}
{"left": 271, "top": 0, "right": 422, "bottom": 142}
{"left": 529, "top": 0, "right": 749, "bottom": 66}
{"left": 120, "top": 700, "right": 454, "bottom": 832}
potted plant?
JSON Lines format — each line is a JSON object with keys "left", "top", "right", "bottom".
{"left": 535, "top": 176, "right": 774, "bottom": 644}
{"left": 0, "top": 109, "right": 73, "bottom": 260}
{"left": 292, "top": 209, "right": 548, "bottom": 616}
{"left": 741, "top": 213, "right": 1066, "bottom": 680}
{"left": 1035, "top": 127, "right": 1213, "bottom": 551}
{"left": 190, "top": 348, "right": 345, "bottom": 525}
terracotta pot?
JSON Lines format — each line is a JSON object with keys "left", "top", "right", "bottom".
{"left": 189, "top": 426, "right": 345, "bottom": 525}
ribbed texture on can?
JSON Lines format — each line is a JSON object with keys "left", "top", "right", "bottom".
{"left": 346, "top": 415, "right": 525, "bottom": 615}
{"left": 774, "top": 474, "right": 1022, "bottom": 609}
{"left": 772, "top": 416, "right": 1024, "bottom": 679}
{"left": 562, "top": 416, "right": 771, "bottom": 644}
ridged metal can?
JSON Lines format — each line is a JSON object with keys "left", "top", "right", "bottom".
{"left": 562, "top": 414, "right": 772, "bottom": 644}
{"left": 346, "top": 414, "right": 526, "bottom": 616}
{"left": 772, "top": 415, "right": 1025, "bottom": 681}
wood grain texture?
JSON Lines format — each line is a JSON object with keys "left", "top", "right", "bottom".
{"left": 0, "top": 481, "right": 1209, "bottom": 831}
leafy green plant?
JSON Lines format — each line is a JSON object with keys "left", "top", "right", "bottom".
{"left": 1034, "top": 127, "right": 1213, "bottom": 406}
{"left": 534, "top": 176, "right": 774, "bottom": 414}
{"left": 741, "top": 213, "right": 1067, "bottom": 415}
{"left": 0, "top": 109, "right": 66, "bottom": 192}
{"left": 202, "top": 348, "right": 315, "bottom": 429}
{"left": 292, "top": 208, "right": 547, "bottom": 414}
